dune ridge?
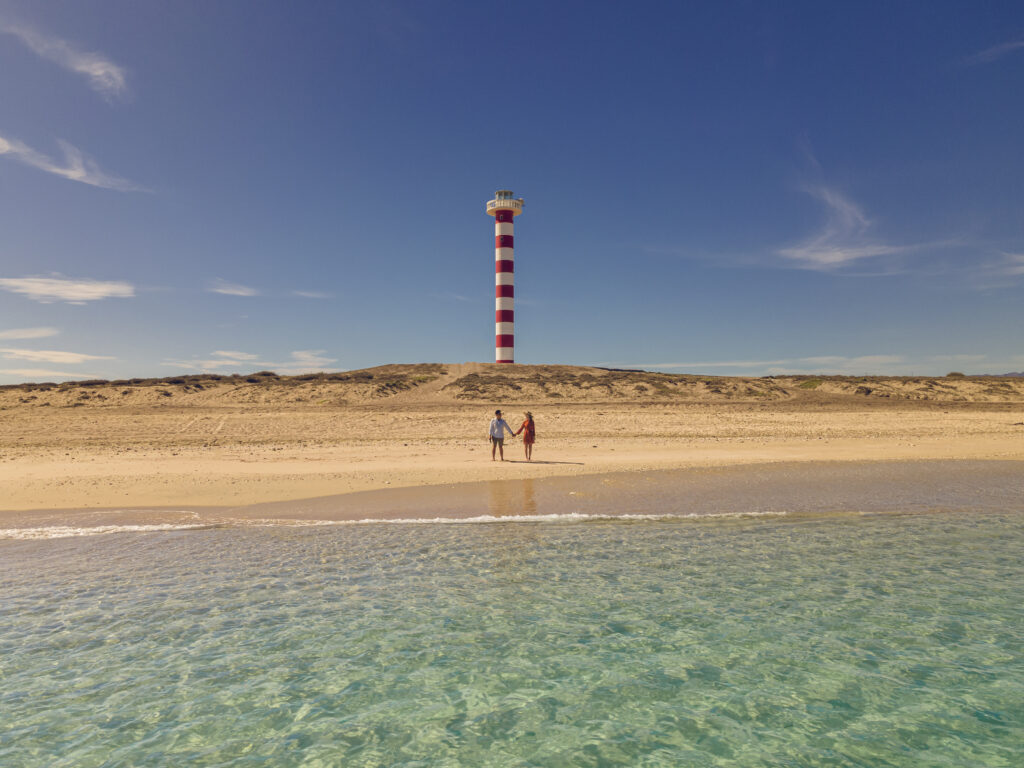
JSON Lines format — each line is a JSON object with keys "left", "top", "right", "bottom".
{"left": 4, "top": 362, "right": 1024, "bottom": 409}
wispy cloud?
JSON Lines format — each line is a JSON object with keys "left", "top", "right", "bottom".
{"left": 0, "top": 368, "right": 96, "bottom": 380}
{"left": 163, "top": 349, "right": 337, "bottom": 374}
{"left": 634, "top": 355, "right": 908, "bottom": 375}
{"left": 1001, "top": 253, "right": 1024, "bottom": 276}
{"left": 777, "top": 186, "right": 913, "bottom": 270}
{"left": 930, "top": 354, "right": 987, "bottom": 364}
{"left": 796, "top": 355, "right": 903, "bottom": 369}
{"left": 208, "top": 279, "right": 261, "bottom": 297}
{"left": 279, "top": 350, "right": 336, "bottom": 374}
{"left": 292, "top": 290, "right": 333, "bottom": 299}
{"left": 763, "top": 355, "right": 906, "bottom": 376}
{"left": 0, "top": 276, "right": 135, "bottom": 304}
{"left": 638, "top": 359, "right": 790, "bottom": 369}
{"left": 962, "top": 251, "right": 1024, "bottom": 290}
{"left": 211, "top": 350, "right": 260, "bottom": 361}
{"left": 0, "top": 348, "right": 114, "bottom": 364}
{"left": 0, "top": 327, "right": 59, "bottom": 340}
{"left": 635, "top": 353, "right": 1006, "bottom": 376}
{"left": 163, "top": 351, "right": 264, "bottom": 372}
{"left": 0, "top": 20, "right": 127, "bottom": 99}
{"left": 0, "top": 134, "right": 143, "bottom": 191}
{"left": 964, "top": 39, "right": 1024, "bottom": 65}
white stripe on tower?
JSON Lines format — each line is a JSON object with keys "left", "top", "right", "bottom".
{"left": 486, "top": 190, "right": 523, "bottom": 364}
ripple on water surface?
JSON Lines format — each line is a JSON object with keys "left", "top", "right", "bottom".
{"left": 2, "top": 511, "right": 1022, "bottom": 767}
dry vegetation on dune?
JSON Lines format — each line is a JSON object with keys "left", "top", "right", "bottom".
{"left": 2, "top": 363, "right": 1024, "bottom": 411}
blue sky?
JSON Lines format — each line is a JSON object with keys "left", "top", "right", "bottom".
{"left": 1, "top": 0, "right": 1022, "bottom": 382}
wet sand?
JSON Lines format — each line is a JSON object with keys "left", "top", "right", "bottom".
{"left": 3, "top": 460, "right": 1022, "bottom": 538}
{"left": 231, "top": 459, "right": 1024, "bottom": 522}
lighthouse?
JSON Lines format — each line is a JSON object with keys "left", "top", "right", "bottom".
{"left": 486, "top": 189, "right": 524, "bottom": 363}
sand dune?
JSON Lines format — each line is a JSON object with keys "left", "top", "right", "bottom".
{"left": 4, "top": 363, "right": 1024, "bottom": 409}
{"left": 2, "top": 364, "right": 1022, "bottom": 512}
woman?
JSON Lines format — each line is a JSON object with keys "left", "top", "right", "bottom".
{"left": 515, "top": 411, "right": 535, "bottom": 461}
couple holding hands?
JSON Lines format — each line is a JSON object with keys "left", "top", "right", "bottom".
{"left": 488, "top": 409, "right": 535, "bottom": 462}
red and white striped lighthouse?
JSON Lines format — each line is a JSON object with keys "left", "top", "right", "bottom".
{"left": 486, "top": 189, "right": 524, "bottom": 363}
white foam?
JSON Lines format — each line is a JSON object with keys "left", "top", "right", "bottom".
{"left": 244, "top": 510, "right": 788, "bottom": 527}
{"left": 0, "top": 523, "right": 216, "bottom": 541}
{"left": 0, "top": 510, "right": 789, "bottom": 539}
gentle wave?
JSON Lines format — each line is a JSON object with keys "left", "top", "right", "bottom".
{"left": 245, "top": 510, "right": 790, "bottom": 527}
{"left": 0, "top": 523, "right": 219, "bottom": 541}
{"left": 0, "top": 510, "right": 789, "bottom": 540}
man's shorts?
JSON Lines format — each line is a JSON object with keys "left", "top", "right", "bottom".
{"left": 490, "top": 437, "right": 504, "bottom": 446}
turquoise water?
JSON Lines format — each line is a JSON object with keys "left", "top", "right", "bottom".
{"left": 2, "top": 511, "right": 1022, "bottom": 767}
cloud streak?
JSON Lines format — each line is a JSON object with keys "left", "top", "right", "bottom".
{"left": 0, "top": 20, "right": 127, "bottom": 99}
{"left": 639, "top": 359, "right": 790, "bottom": 369}
{"left": 0, "top": 368, "right": 97, "bottom": 379}
{"left": 960, "top": 251, "right": 1024, "bottom": 290}
{"left": 280, "top": 350, "right": 336, "bottom": 373}
{"left": 777, "top": 186, "right": 913, "bottom": 270}
{"left": 0, "top": 134, "right": 143, "bottom": 191}
{"left": 212, "top": 350, "right": 260, "bottom": 361}
{"left": 0, "top": 276, "right": 135, "bottom": 304}
{"left": 636, "top": 355, "right": 907, "bottom": 375}
{"left": 0, "top": 348, "right": 114, "bottom": 364}
{"left": 163, "top": 349, "right": 337, "bottom": 374}
{"left": 0, "top": 327, "right": 59, "bottom": 340}
{"left": 208, "top": 279, "right": 261, "bottom": 297}
{"left": 964, "top": 39, "right": 1024, "bottom": 65}
{"left": 163, "top": 350, "right": 263, "bottom": 371}
{"left": 627, "top": 354, "right": 1006, "bottom": 376}
{"left": 1001, "top": 253, "right": 1024, "bottom": 276}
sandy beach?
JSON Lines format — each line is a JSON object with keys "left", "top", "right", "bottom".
{"left": 2, "top": 363, "right": 1023, "bottom": 515}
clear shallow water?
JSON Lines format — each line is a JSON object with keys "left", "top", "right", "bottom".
{"left": 2, "top": 511, "right": 1022, "bottom": 767}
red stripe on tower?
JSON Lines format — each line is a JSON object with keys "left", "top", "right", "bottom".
{"left": 486, "top": 190, "right": 523, "bottom": 364}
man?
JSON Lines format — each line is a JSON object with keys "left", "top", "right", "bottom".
{"left": 488, "top": 409, "right": 516, "bottom": 461}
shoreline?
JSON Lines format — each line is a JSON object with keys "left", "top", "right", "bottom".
{"left": 227, "top": 457, "right": 1024, "bottom": 520}
{"left": 8, "top": 438, "right": 1024, "bottom": 518}
{"left": 3, "top": 458, "right": 1022, "bottom": 537}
